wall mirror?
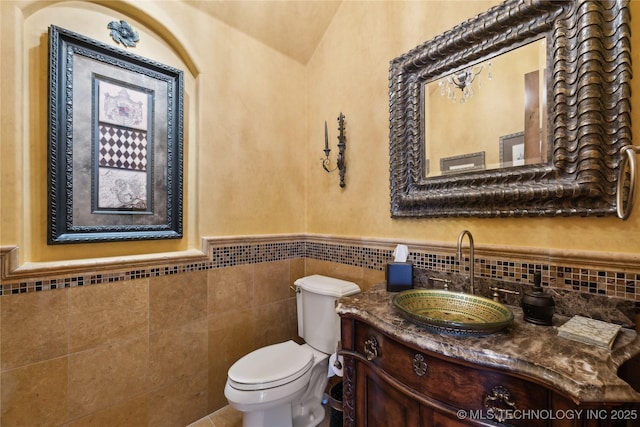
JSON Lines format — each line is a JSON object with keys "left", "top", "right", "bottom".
{"left": 389, "top": 0, "right": 631, "bottom": 218}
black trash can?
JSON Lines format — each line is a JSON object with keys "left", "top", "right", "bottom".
{"left": 329, "top": 380, "right": 343, "bottom": 427}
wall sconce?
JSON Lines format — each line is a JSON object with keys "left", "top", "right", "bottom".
{"left": 322, "top": 112, "right": 346, "bottom": 188}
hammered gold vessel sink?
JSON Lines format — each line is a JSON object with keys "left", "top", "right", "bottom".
{"left": 392, "top": 289, "right": 514, "bottom": 336}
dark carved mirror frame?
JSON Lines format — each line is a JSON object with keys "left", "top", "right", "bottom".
{"left": 389, "top": 0, "right": 631, "bottom": 218}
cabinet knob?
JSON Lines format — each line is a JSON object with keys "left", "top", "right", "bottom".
{"left": 364, "top": 336, "right": 379, "bottom": 361}
{"left": 484, "top": 385, "right": 517, "bottom": 423}
{"left": 412, "top": 353, "right": 428, "bottom": 376}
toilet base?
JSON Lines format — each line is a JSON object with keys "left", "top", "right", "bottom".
{"left": 238, "top": 404, "right": 325, "bottom": 427}
{"left": 240, "top": 403, "right": 325, "bottom": 427}
{"left": 235, "top": 370, "right": 328, "bottom": 427}
{"left": 242, "top": 405, "right": 292, "bottom": 427}
{"left": 292, "top": 401, "right": 325, "bottom": 427}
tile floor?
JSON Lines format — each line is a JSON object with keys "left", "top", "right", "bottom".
{"left": 187, "top": 403, "right": 335, "bottom": 427}
{"left": 190, "top": 377, "right": 342, "bottom": 427}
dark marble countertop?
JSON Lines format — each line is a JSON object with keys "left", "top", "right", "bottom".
{"left": 336, "top": 283, "right": 640, "bottom": 404}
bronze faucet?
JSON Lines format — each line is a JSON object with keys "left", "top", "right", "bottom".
{"left": 456, "top": 230, "right": 474, "bottom": 295}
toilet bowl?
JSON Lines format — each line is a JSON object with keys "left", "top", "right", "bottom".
{"left": 224, "top": 275, "right": 361, "bottom": 427}
{"left": 224, "top": 341, "right": 329, "bottom": 427}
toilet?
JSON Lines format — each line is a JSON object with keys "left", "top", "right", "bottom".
{"left": 224, "top": 274, "right": 361, "bottom": 427}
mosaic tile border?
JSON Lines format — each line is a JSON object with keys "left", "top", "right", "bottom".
{"left": 1, "top": 237, "right": 639, "bottom": 301}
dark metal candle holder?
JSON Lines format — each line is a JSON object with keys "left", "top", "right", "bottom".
{"left": 322, "top": 112, "right": 346, "bottom": 188}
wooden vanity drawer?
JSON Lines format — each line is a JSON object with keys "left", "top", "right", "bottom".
{"left": 353, "top": 321, "right": 548, "bottom": 427}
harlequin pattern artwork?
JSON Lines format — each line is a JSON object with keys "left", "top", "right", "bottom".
{"left": 98, "top": 125, "right": 147, "bottom": 171}
{"left": 96, "top": 79, "right": 150, "bottom": 211}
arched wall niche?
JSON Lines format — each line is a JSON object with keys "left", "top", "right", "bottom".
{"left": 8, "top": 0, "right": 200, "bottom": 262}
{"left": 21, "top": 0, "right": 200, "bottom": 77}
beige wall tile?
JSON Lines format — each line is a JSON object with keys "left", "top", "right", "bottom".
{"left": 253, "top": 299, "right": 296, "bottom": 349}
{"left": 68, "top": 336, "right": 149, "bottom": 419}
{"left": 208, "top": 264, "right": 254, "bottom": 315}
{"left": 290, "top": 258, "right": 306, "bottom": 300}
{"left": 0, "top": 295, "right": 2, "bottom": 370}
{"left": 148, "top": 370, "right": 208, "bottom": 427}
{"left": 254, "top": 261, "right": 290, "bottom": 305}
{"left": 304, "top": 258, "right": 327, "bottom": 276}
{"left": 305, "top": 259, "right": 366, "bottom": 287}
{"left": 0, "top": 295, "right": 2, "bottom": 418}
{"left": 327, "top": 263, "right": 366, "bottom": 286}
{"left": 362, "top": 267, "right": 385, "bottom": 291}
{"left": 67, "top": 395, "right": 148, "bottom": 427}
{"left": 288, "top": 295, "right": 300, "bottom": 339}
{"left": 68, "top": 279, "right": 149, "bottom": 353}
{"left": 1, "top": 357, "right": 68, "bottom": 426}
{"left": 149, "top": 319, "right": 208, "bottom": 390}
{"left": 290, "top": 257, "right": 306, "bottom": 284}
{"left": 0, "top": 259, "right": 316, "bottom": 424}
{"left": 208, "top": 363, "right": 229, "bottom": 413}
{"left": 150, "top": 271, "right": 207, "bottom": 332}
{"left": 304, "top": 259, "right": 335, "bottom": 278}
{"left": 208, "top": 309, "right": 254, "bottom": 412}
{"left": 1, "top": 289, "right": 68, "bottom": 370}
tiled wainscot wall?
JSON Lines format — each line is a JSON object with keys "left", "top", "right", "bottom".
{"left": 0, "top": 235, "right": 638, "bottom": 426}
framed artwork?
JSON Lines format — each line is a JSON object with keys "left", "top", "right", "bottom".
{"left": 499, "top": 132, "right": 525, "bottom": 168}
{"left": 47, "top": 25, "right": 183, "bottom": 244}
{"left": 440, "top": 152, "right": 485, "bottom": 175}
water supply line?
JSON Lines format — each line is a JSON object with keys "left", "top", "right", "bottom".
{"left": 617, "top": 145, "right": 640, "bottom": 220}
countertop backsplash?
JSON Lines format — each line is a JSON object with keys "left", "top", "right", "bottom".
{"left": 413, "top": 268, "right": 638, "bottom": 329}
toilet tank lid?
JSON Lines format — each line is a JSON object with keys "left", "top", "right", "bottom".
{"left": 294, "top": 275, "right": 360, "bottom": 297}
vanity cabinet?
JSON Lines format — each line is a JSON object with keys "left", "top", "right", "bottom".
{"left": 340, "top": 317, "right": 632, "bottom": 427}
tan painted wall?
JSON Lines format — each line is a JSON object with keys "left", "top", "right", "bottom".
{"left": 2, "top": 0, "right": 640, "bottom": 263}
{"left": 306, "top": 0, "right": 640, "bottom": 256}
{"left": 0, "top": 0, "right": 306, "bottom": 263}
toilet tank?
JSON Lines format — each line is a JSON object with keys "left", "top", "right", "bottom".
{"left": 294, "top": 275, "right": 361, "bottom": 354}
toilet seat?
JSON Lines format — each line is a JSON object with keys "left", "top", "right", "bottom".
{"left": 227, "top": 340, "right": 314, "bottom": 391}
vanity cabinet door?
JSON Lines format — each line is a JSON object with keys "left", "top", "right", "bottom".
{"left": 354, "top": 359, "right": 423, "bottom": 427}
{"left": 349, "top": 355, "right": 503, "bottom": 427}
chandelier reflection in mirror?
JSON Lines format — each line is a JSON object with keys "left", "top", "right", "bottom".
{"left": 438, "top": 61, "right": 492, "bottom": 103}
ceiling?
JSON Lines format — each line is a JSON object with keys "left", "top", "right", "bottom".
{"left": 182, "top": 1, "right": 343, "bottom": 64}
